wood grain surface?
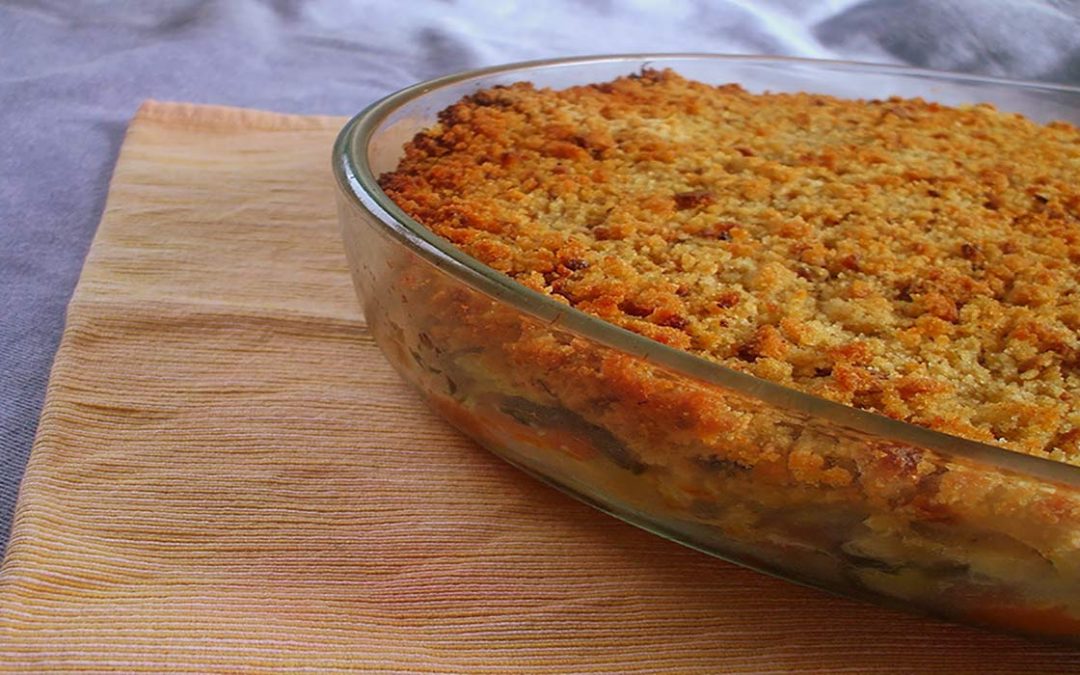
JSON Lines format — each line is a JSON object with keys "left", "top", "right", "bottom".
{"left": 0, "top": 101, "right": 1076, "bottom": 672}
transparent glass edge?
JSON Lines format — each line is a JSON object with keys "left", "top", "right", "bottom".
{"left": 331, "top": 53, "right": 1080, "bottom": 487}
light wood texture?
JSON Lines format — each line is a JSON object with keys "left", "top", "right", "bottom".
{"left": 0, "top": 101, "right": 1076, "bottom": 673}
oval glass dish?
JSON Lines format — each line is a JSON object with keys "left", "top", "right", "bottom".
{"left": 333, "top": 55, "right": 1080, "bottom": 641}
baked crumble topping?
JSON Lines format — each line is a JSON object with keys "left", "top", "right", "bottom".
{"left": 380, "top": 69, "right": 1080, "bottom": 465}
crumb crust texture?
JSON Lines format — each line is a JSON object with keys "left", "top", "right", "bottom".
{"left": 380, "top": 69, "right": 1080, "bottom": 465}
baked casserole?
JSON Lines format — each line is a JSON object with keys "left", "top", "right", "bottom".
{"left": 336, "top": 59, "right": 1080, "bottom": 640}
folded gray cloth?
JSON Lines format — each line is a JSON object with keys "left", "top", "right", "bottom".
{"left": 2, "top": 0, "right": 1079, "bottom": 553}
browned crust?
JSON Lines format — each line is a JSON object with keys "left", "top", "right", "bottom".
{"left": 381, "top": 69, "right": 1080, "bottom": 466}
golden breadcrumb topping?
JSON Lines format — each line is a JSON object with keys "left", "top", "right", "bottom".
{"left": 380, "top": 69, "right": 1080, "bottom": 464}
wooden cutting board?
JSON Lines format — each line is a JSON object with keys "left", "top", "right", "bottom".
{"left": 0, "top": 101, "right": 1076, "bottom": 672}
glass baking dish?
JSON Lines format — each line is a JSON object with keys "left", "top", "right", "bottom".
{"left": 333, "top": 54, "right": 1080, "bottom": 641}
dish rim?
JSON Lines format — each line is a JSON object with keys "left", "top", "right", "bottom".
{"left": 333, "top": 53, "right": 1080, "bottom": 487}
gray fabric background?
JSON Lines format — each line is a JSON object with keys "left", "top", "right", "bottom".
{"left": 3, "top": 0, "right": 1080, "bottom": 555}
